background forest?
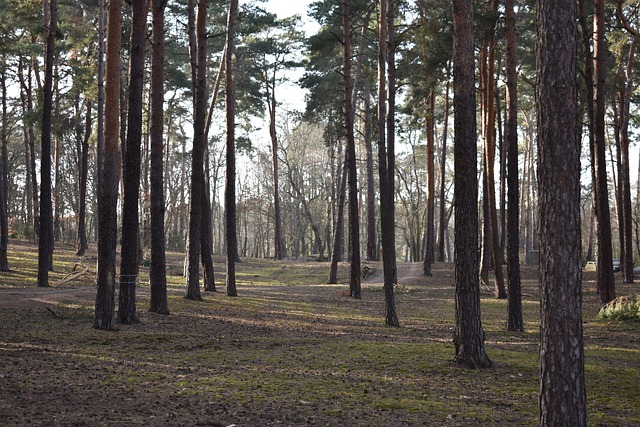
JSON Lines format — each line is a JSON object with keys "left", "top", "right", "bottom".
{"left": 1, "top": 0, "right": 640, "bottom": 425}
{"left": 0, "top": 0, "right": 639, "bottom": 280}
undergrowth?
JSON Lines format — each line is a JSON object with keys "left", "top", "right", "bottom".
{"left": 598, "top": 295, "right": 640, "bottom": 321}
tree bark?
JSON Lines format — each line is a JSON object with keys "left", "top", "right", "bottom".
{"left": 536, "top": 0, "right": 587, "bottom": 424}
{"left": 328, "top": 153, "right": 347, "bottom": 284}
{"left": 185, "top": 0, "right": 208, "bottom": 301}
{"left": 593, "top": 0, "right": 616, "bottom": 304}
{"left": 95, "top": 0, "right": 121, "bottom": 331}
{"left": 423, "top": 91, "right": 435, "bottom": 277}
{"left": 386, "top": 0, "right": 397, "bottom": 284}
{"left": 438, "top": 78, "right": 450, "bottom": 263}
{"left": 149, "top": 0, "right": 169, "bottom": 315}
{"left": 479, "top": 4, "right": 506, "bottom": 299}
{"left": 452, "top": 0, "right": 491, "bottom": 369}
{"left": 225, "top": 0, "right": 239, "bottom": 297}
{"left": 378, "top": 0, "right": 399, "bottom": 327}
{"left": 505, "top": 0, "right": 523, "bottom": 332}
{"left": 342, "top": 0, "right": 362, "bottom": 299}
{"left": 118, "top": 0, "right": 149, "bottom": 324}
{"left": 616, "top": 1, "right": 637, "bottom": 284}
{"left": 76, "top": 100, "right": 91, "bottom": 256}
{"left": 0, "top": 68, "right": 9, "bottom": 271}
{"left": 96, "top": 0, "right": 105, "bottom": 239}
{"left": 364, "top": 83, "right": 377, "bottom": 261}
{"left": 38, "top": 0, "right": 57, "bottom": 287}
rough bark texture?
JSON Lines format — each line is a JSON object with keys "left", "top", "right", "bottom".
{"left": 0, "top": 70, "right": 9, "bottom": 271}
{"left": 617, "top": 2, "right": 637, "bottom": 284}
{"left": 423, "top": 91, "right": 435, "bottom": 277}
{"left": 38, "top": 0, "right": 57, "bottom": 288}
{"left": 185, "top": 0, "right": 207, "bottom": 301}
{"left": 96, "top": 0, "right": 105, "bottom": 236}
{"left": 328, "top": 157, "right": 347, "bottom": 284}
{"left": 76, "top": 100, "right": 91, "bottom": 257}
{"left": 504, "top": 0, "right": 523, "bottom": 332}
{"left": 479, "top": 5, "right": 506, "bottom": 299}
{"left": 225, "top": 0, "right": 239, "bottom": 297}
{"left": 268, "top": 85, "right": 283, "bottom": 260}
{"left": 149, "top": 0, "right": 169, "bottom": 315}
{"left": 437, "top": 80, "right": 450, "bottom": 263}
{"left": 378, "top": 0, "right": 398, "bottom": 327}
{"left": 343, "top": 0, "right": 361, "bottom": 300}
{"left": 536, "top": 0, "right": 587, "bottom": 424}
{"left": 386, "top": 0, "right": 397, "bottom": 284}
{"left": 95, "top": 0, "right": 121, "bottom": 331}
{"left": 593, "top": 0, "right": 616, "bottom": 304}
{"left": 201, "top": 187, "right": 216, "bottom": 292}
{"left": 364, "top": 83, "right": 377, "bottom": 262}
{"left": 452, "top": 0, "right": 491, "bottom": 369}
{"left": 118, "top": 0, "right": 149, "bottom": 324}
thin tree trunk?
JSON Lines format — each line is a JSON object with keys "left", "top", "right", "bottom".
{"left": 364, "top": 83, "right": 376, "bottom": 261}
{"left": 0, "top": 68, "right": 8, "bottom": 271}
{"left": 480, "top": 5, "right": 506, "bottom": 299}
{"left": 386, "top": 0, "right": 397, "bottom": 285}
{"left": 95, "top": 0, "right": 121, "bottom": 331}
{"left": 578, "top": 0, "right": 595, "bottom": 266}
{"left": 38, "top": 0, "right": 57, "bottom": 287}
{"left": 149, "top": 0, "right": 169, "bottom": 315}
{"left": 328, "top": 153, "right": 347, "bottom": 284}
{"left": 423, "top": 90, "right": 435, "bottom": 276}
{"left": 118, "top": 0, "right": 149, "bottom": 324}
{"left": 438, "top": 78, "right": 450, "bottom": 263}
{"left": 452, "top": 0, "right": 491, "bottom": 369}
{"left": 536, "top": 0, "right": 587, "bottom": 423}
{"left": 593, "top": 0, "right": 616, "bottom": 304}
{"left": 505, "top": 0, "right": 523, "bottom": 332}
{"left": 342, "top": 0, "right": 361, "bottom": 299}
{"left": 76, "top": 100, "right": 91, "bottom": 256}
{"left": 225, "top": 0, "right": 239, "bottom": 297}
{"left": 616, "top": 1, "right": 638, "bottom": 283}
{"left": 378, "top": 0, "right": 399, "bottom": 327}
{"left": 185, "top": 0, "right": 208, "bottom": 301}
{"left": 96, "top": 0, "right": 105, "bottom": 241}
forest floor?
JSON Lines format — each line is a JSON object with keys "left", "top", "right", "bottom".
{"left": 0, "top": 240, "right": 639, "bottom": 426}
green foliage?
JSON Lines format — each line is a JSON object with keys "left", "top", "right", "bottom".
{"left": 598, "top": 295, "right": 640, "bottom": 321}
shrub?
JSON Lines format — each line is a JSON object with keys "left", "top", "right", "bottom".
{"left": 598, "top": 295, "right": 640, "bottom": 321}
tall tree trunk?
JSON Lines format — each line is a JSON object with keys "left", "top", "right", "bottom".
{"left": 96, "top": 0, "right": 105, "bottom": 241}
{"left": 364, "top": 83, "right": 377, "bottom": 261}
{"left": 423, "top": 90, "right": 435, "bottom": 276}
{"left": 0, "top": 67, "right": 9, "bottom": 271}
{"left": 452, "top": 0, "right": 491, "bottom": 369}
{"left": 593, "top": 0, "right": 616, "bottom": 304}
{"left": 186, "top": 0, "right": 208, "bottom": 301}
{"left": 38, "top": 0, "right": 57, "bottom": 287}
{"left": 328, "top": 153, "right": 347, "bottom": 284}
{"left": 53, "top": 72, "right": 61, "bottom": 243}
{"left": 378, "top": 0, "right": 399, "bottom": 327}
{"left": 225, "top": 0, "right": 239, "bottom": 297}
{"left": 438, "top": 78, "right": 450, "bottom": 262}
{"left": 505, "top": 0, "right": 523, "bottom": 332}
{"left": 480, "top": 4, "right": 506, "bottom": 299}
{"left": 342, "top": 0, "right": 361, "bottom": 299}
{"left": 267, "top": 84, "right": 283, "bottom": 260}
{"left": 386, "top": 0, "right": 397, "bottom": 284}
{"left": 536, "top": 0, "right": 587, "bottom": 423}
{"left": 118, "top": 0, "right": 149, "bottom": 324}
{"left": 617, "top": 1, "right": 638, "bottom": 284}
{"left": 76, "top": 100, "right": 91, "bottom": 256}
{"left": 95, "top": 0, "right": 121, "bottom": 331}
{"left": 149, "top": 0, "right": 169, "bottom": 315}
{"left": 578, "top": 0, "right": 595, "bottom": 266}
